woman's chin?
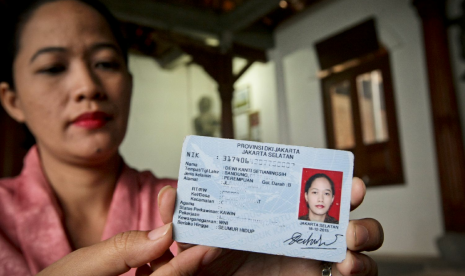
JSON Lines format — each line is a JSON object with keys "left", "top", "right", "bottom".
{"left": 310, "top": 210, "right": 329, "bottom": 216}
{"left": 65, "top": 142, "right": 120, "bottom": 165}
{"left": 66, "top": 126, "right": 125, "bottom": 154}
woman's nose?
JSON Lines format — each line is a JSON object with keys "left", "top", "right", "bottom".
{"left": 72, "top": 64, "right": 105, "bottom": 102}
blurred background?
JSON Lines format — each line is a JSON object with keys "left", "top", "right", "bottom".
{"left": 1, "top": 0, "right": 465, "bottom": 274}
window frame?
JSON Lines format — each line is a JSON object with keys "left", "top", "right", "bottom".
{"left": 321, "top": 49, "right": 404, "bottom": 186}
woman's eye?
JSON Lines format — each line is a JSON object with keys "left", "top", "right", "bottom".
{"left": 39, "top": 65, "right": 66, "bottom": 75}
{"left": 95, "top": 61, "right": 121, "bottom": 70}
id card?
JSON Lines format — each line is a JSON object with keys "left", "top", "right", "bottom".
{"left": 172, "top": 136, "right": 354, "bottom": 262}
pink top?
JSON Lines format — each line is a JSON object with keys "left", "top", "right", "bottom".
{"left": 0, "top": 146, "right": 176, "bottom": 275}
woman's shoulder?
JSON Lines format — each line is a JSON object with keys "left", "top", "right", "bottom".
{"left": 0, "top": 175, "right": 22, "bottom": 201}
{"left": 0, "top": 175, "right": 24, "bottom": 244}
{"left": 324, "top": 214, "right": 339, "bottom": 224}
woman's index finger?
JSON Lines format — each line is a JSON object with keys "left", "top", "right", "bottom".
{"left": 158, "top": 185, "right": 177, "bottom": 224}
{"left": 351, "top": 177, "right": 366, "bottom": 211}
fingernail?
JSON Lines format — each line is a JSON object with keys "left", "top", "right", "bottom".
{"left": 148, "top": 223, "right": 171, "bottom": 241}
{"left": 157, "top": 185, "right": 172, "bottom": 208}
{"left": 351, "top": 257, "right": 365, "bottom": 274}
{"left": 201, "top": 247, "right": 222, "bottom": 266}
{"left": 355, "top": 225, "right": 369, "bottom": 247}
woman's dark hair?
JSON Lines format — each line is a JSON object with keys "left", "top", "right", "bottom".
{"left": 0, "top": 0, "right": 128, "bottom": 90}
{"left": 304, "top": 173, "right": 335, "bottom": 197}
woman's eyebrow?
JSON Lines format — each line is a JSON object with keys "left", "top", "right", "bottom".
{"left": 30, "top": 47, "right": 67, "bottom": 63}
{"left": 90, "top": 42, "right": 121, "bottom": 54}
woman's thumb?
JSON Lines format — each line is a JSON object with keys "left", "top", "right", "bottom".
{"left": 37, "top": 223, "right": 173, "bottom": 276}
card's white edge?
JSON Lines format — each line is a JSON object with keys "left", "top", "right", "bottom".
{"left": 173, "top": 135, "right": 354, "bottom": 263}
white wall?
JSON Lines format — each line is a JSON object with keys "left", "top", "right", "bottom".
{"left": 120, "top": 54, "right": 280, "bottom": 178}
{"left": 272, "top": 0, "right": 443, "bottom": 255}
{"left": 235, "top": 61, "right": 280, "bottom": 144}
{"left": 120, "top": 55, "right": 191, "bottom": 178}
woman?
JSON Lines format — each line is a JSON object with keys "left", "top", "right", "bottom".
{"left": 299, "top": 173, "right": 338, "bottom": 224}
{"left": 0, "top": 0, "right": 384, "bottom": 275}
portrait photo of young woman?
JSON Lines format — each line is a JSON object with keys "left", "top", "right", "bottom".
{"left": 298, "top": 169, "right": 343, "bottom": 224}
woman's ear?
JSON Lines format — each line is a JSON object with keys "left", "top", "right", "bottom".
{"left": 0, "top": 82, "right": 26, "bottom": 123}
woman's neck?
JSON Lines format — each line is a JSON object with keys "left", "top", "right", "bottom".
{"left": 309, "top": 212, "right": 326, "bottom": 222}
{"left": 38, "top": 146, "right": 122, "bottom": 248}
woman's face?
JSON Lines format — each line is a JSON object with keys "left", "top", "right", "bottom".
{"left": 2, "top": 0, "right": 132, "bottom": 165}
{"left": 305, "top": 177, "right": 334, "bottom": 216}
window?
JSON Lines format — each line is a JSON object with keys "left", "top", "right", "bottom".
{"left": 315, "top": 18, "right": 404, "bottom": 186}
{"left": 320, "top": 48, "right": 404, "bottom": 186}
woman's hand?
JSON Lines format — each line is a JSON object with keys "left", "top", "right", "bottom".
{"left": 36, "top": 223, "right": 222, "bottom": 276}
{"left": 157, "top": 177, "right": 384, "bottom": 276}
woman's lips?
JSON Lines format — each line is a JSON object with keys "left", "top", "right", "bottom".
{"left": 72, "top": 111, "right": 112, "bottom": 129}
{"left": 315, "top": 205, "right": 325, "bottom": 209}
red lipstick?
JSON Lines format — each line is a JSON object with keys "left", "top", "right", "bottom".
{"left": 73, "top": 111, "right": 111, "bottom": 129}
